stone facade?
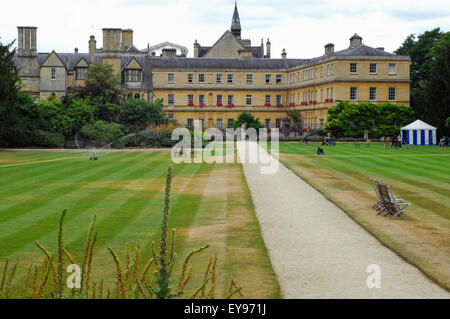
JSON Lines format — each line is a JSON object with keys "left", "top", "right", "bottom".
{"left": 15, "top": 4, "right": 410, "bottom": 131}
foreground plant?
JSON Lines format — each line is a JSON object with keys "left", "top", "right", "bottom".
{"left": 0, "top": 165, "right": 242, "bottom": 299}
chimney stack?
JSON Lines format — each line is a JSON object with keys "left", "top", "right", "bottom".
{"left": 324, "top": 43, "right": 334, "bottom": 55}
{"left": 102, "top": 28, "right": 122, "bottom": 51}
{"left": 281, "top": 48, "right": 287, "bottom": 59}
{"left": 194, "top": 39, "right": 200, "bottom": 58}
{"left": 261, "top": 38, "right": 264, "bottom": 58}
{"left": 162, "top": 48, "right": 177, "bottom": 58}
{"left": 89, "top": 35, "right": 96, "bottom": 63}
{"left": 17, "top": 26, "right": 37, "bottom": 57}
{"left": 266, "top": 39, "right": 271, "bottom": 58}
{"left": 349, "top": 33, "right": 362, "bottom": 48}
{"left": 74, "top": 47, "right": 78, "bottom": 54}
{"left": 121, "top": 29, "right": 133, "bottom": 49}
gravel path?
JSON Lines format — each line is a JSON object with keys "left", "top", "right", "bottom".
{"left": 238, "top": 142, "right": 449, "bottom": 299}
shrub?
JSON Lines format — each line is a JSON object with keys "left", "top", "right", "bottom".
{"left": 80, "top": 121, "right": 123, "bottom": 145}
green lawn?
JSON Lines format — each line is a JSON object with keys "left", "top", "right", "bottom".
{"left": 0, "top": 149, "right": 279, "bottom": 298}
{"left": 275, "top": 142, "right": 450, "bottom": 290}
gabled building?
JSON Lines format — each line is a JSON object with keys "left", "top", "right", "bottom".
{"left": 15, "top": 3, "right": 410, "bottom": 131}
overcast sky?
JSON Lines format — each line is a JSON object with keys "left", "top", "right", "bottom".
{"left": 1, "top": 0, "right": 449, "bottom": 58}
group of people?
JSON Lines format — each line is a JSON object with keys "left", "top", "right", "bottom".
{"left": 390, "top": 133, "right": 404, "bottom": 148}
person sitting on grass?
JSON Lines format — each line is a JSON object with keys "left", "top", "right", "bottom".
{"left": 316, "top": 147, "right": 325, "bottom": 155}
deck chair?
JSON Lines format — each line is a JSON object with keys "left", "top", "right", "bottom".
{"left": 378, "top": 182, "right": 410, "bottom": 220}
{"left": 354, "top": 139, "right": 360, "bottom": 148}
{"left": 371, "top": 178, "right": 383, "bottom": 211}
{"left": 372, "top": 178, "right": 404, "bottom": 214}
{"left": 365, "top": 139, "right": 371, "bottom": 147}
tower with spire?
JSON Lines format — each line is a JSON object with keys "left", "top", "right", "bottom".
{"left": 231, "top": 2, "right": 242, "bottom": 39}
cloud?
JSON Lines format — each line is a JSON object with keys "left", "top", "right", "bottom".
{"left": 1, "top": 0, "right": 449, "bottom": 57}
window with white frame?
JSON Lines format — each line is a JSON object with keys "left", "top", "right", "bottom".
{"left": 350, "top": 63, "right": 357, "bottom": 74}
{"left": 168, "top": 94, "right": 174, "bottom": 105}
{"left": 51, "top": 68, "right": 56, "bottom": 80}
{"left": 217, "top": 118, "right": 223, "bottom": 129}
{"left": 276, "top": 119, "right": 281, "bottom": 129}
{"left": 168, "top": 73, "right": 174, "bottom": 83}
{"left": 228, "top": 118, "right": 234, "bottom": 127}
{"left": 389, "top": 63, "right": 396, "bottom": 74}
{"left": 331, "top": 88, "right": 334, "bottom": 99}
{"left": 265, "top": 119, "right": 271, "bottom": 129}
{"left": 198, "top": 74, "right": 205, "bottom": 83}
{"left": 327, "top": 65, "right": 330, "bottom": 76}
{"left": 187, "top": 73, "right": 194, "bottom": 83}
{"left": 246, "top": 74, "right": 253, "bottom": 84}
{"left": 168, "top": 113, "right": 174, "bottom": 120}
{"left": 246, "top": 95, "right": 252, "bottom": 106}
{"left": 216, "top": 94, "right": 223, "bottom": 104}
{"left": 320, "top": 89, "right": 323, "bottom": 101}
{"left": 187, "top": 118, "right": 194, "bottom": 127}
{"left": 126, "top": 69, "right": 142, "bottom": 82}
{"left": 187, "top": 94, "right": 194, "bottom": 104}
{"left": 76, "top": 68, "right": 88, "bottom": 80}
{"left": 199, "top": 94, "right": 205, "bottom": 105}
{"left": 265, "top": 95, "right": 271, "bottom": 103}
{"left": 331, "top": 64, "right": 334, "bottom": 75}
{"left": 227, "top": 95, "right": 234, "bottom": 105}
{"left": 350, "top": 87, "right": 357, "bottom": 101}
{"left": 199, "top": 119, "right": 205, "bottom": 128}
{"left": 389, "top": 87, "right": 396, "bottom": 101}
{"left": 227, "top": 74, "right": 234, "bottom": 83}
{"left": 265, "top": 74, "right": 272, "bottom": 84}
{"left": 276, "top": 74, "right": 282, "bottom": 84}
{"left": 216, "top": 74, "right": 223, "bottom": 83}
{"left": 370, "top": 63, "right": 377, "bottom": 74}
{"left": 276, "top": 95, "right": 282, "bottom": 105}
{"left": 134, "top": 93, "right": 140, "bottom": 99}
{"left": 321, "top": 66, "right": 324, "bottom": 77}
{"left": 369, "top": 87, "right": 377, "bottom": 101}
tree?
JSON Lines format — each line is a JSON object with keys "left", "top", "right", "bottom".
{"left": 37, "top": 94, "right": 95, "bottom": 137}
{"left": 287, "top": 110, "right": 302, "bottom": 135}
{"left": 325, "top": 102, "right": 414, "bottom": 138}
{"left": 426, "top": 32, "right": 450, "bottom": 135}
{"left": 395, "top": 29, "right": 447, "bottom": 132}
{"left": 74, "top": 63, "right": 121, "bottom": 104}
{"left": 118, "top": 98, "right": 168, "bottom": 133}
{"left": 231, "top": 112, "right": 264, "bottom": 131}
{"left": 0, "top": 40, "right": 21, "bottom": 144}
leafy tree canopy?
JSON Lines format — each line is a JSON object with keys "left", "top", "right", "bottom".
{"left": 118, "top": 98, "right": 168, "bottom": 133}
{"left": 325, "top": 102, "right": 415, "bottom": 138}
{"left": 231, "top": 112, "right": 264, "bottom": 130}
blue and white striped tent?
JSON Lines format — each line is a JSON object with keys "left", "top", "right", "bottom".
{"left": 401, "top": 120, "right": 437, "bottom": 145}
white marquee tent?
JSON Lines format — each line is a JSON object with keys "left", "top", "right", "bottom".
{"left": 401, "top": 120, "right": 437, "bottom": 145}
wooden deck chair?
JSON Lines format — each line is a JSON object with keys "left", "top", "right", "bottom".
{"left": 371, "top": 178, "right": 383, "bottom": 210}
{"left": 378, "top": 183, "right": 409, "bottom": 220}
{"left": 386, "top": 185, "right": 410, "bottom": 220}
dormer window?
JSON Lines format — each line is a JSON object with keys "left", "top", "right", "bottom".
{"left": 51, "top": 68, "right": 56, "bottom": 80}
{"left": 76, "top": 67, "right": 88, "bottom": 80}
{"left": 126, "top": 69, "right": 142, "bottom": 82}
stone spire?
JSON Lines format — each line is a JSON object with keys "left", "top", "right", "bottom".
{"left": 231, "top": 1, "right": 241, "bottom": 39}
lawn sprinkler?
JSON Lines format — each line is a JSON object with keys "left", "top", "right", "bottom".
{"left": 90, "top": 148, "right": 98, "bottom": 161}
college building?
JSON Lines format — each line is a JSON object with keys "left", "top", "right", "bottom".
{"left": 15, "top": 3, "right": 410, "bottom": 131}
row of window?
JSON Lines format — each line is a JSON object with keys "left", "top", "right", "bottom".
{"left": 350, "top": 62, "right": 396, "bottom": 75}
{"left": 287, "top": 64, "right": 335, "bottom": 84}
{"left": 168, "top": 94, "right": 284, "bottom": 106}
{"left": 182, "top": 118, "right": 282, "bottom": 129}
{"left": 53, "top": 62, "right": 399, "bottom": 83}
{"left": 350, "top": 87, "right": 397, "bottom": 101}
{"left": 181, "top": 73, "right": 284, "bottom": 85}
